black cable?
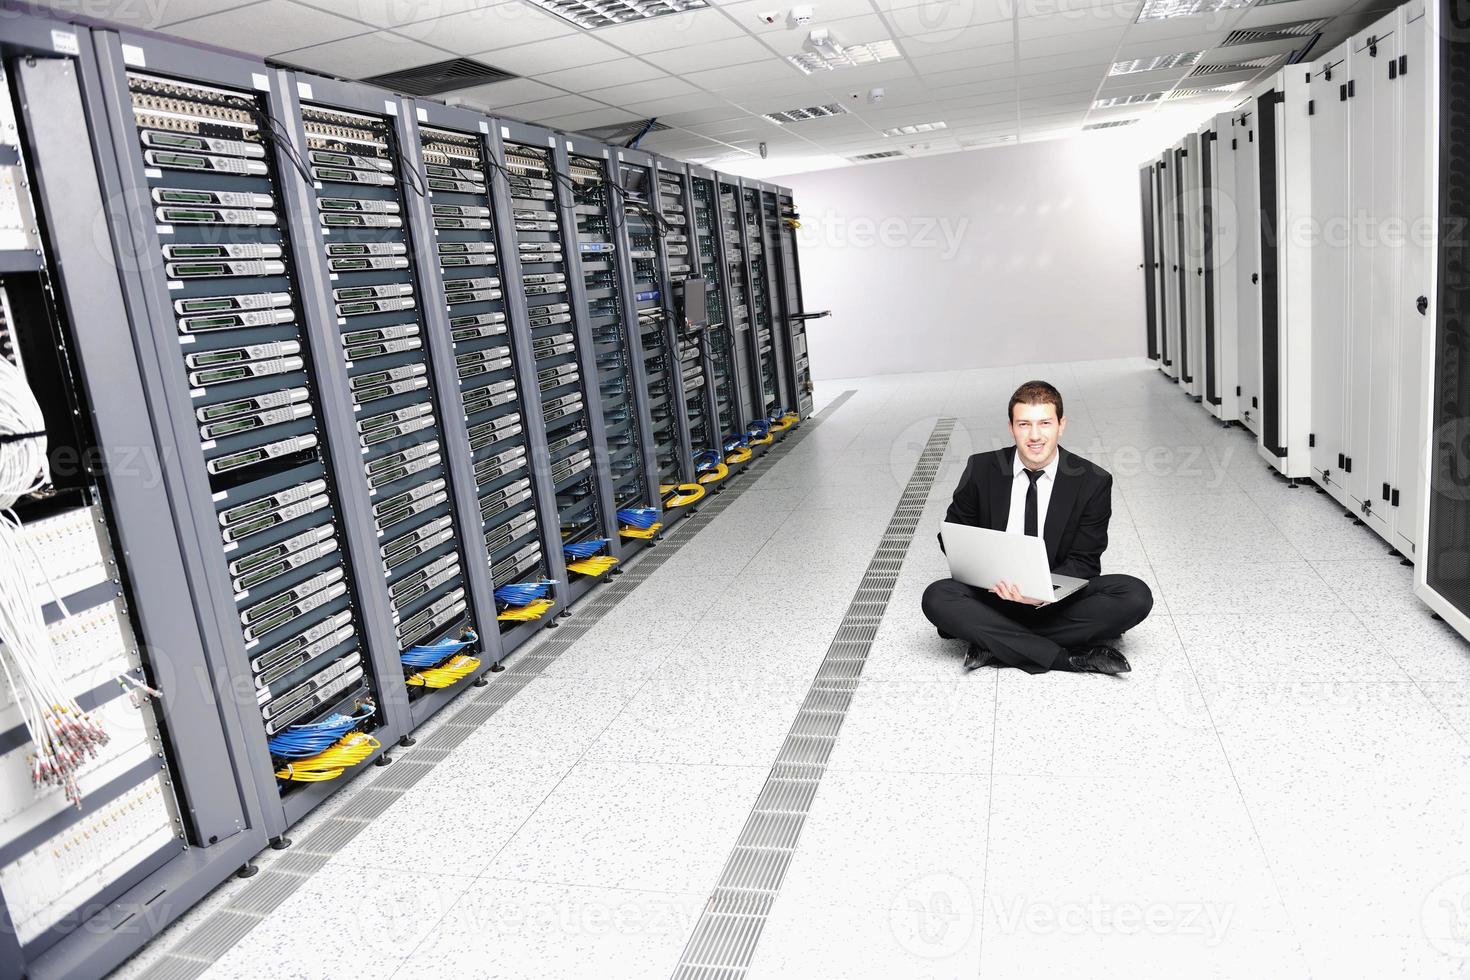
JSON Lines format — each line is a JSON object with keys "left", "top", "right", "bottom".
{"left": 0, "top": 431, "right": 44, "bottom": 445}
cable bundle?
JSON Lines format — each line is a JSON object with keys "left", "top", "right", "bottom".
{"left": 495, "top": 578, "right": 554, "bottom": 607}
{"left": 497, "top": 598, "right": 554, "bottom": 622}
{"left": 770, "top": 412, "right": 797, "bottom": 432}
{"left": 0, "top": 358, "right": 110, "bottom": 807}
{"left": 660, "top": 482, "right": 705, "bottom": 508}
{"left": 618, "top": 507, "right": 659, "bottom": 529}
{"left": 565, "top": 555, "right": 619, "bottom": 577}
{"left": 400, "top": 628, "right": 478, "bottom": 670}
{"left": 563, "top": 538, "right": 611, "bottom": 560}
{"left": 747, "top": 419, "right": 774, "bottom": 445}
{"left": 406, "top": 654, "right": 480, "bottom": 689}
{"left": 274, "top": 732, "right": 379, "bottom": 782}
{"left": 725, "top": 446, "right": 752, "bottom": 465}
{"left": 266, "top": 703, "right": 376, "bottom": 758}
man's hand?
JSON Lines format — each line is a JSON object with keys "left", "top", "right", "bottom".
{"left": 990, "top": 579, "right": 1046, "bottom": 606}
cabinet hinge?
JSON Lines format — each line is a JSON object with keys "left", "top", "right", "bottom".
{"left": 1390, "top": 59, "right": 1399, "bottom": 80}
{"left": 1308, "top": 99, "right": 1316, "bottom": 114}
{"left": 1340, "top": 83, "right": 1347, "bottom": 101}
{"left": 1399, "top": 54, "right": 1408, "bottom": 75}
{"left": 1338, "top": 453, "right": 1345, "bottom": 468}
{"left": 1346, "top": 456, "right": 1353, "bottom": 473}
{"left": 1252, "top": 396, "right": 1259, "bottom": 408}
{"left": 1236, "top": 385, "right": 1242, "bottom": 396}
{"left": 1231, "top": 138, "right": 1238, "bottom": 150}
{"left": 1309, "top": 433, "right": 1315, "bottom": 447}
{"left": 1391, "top": 488, "right": 1400, "bottom": 507}
{"left": 1382, "top": 482, "right": 1391, "bottom": 502}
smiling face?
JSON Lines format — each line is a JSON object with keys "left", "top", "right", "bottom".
{"left": 1010, "top": 399, "right": 1065, "bottom": 469}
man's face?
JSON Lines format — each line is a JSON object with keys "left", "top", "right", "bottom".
{"left": 1010, "top": 400, "right": 1064, "bottom": 469}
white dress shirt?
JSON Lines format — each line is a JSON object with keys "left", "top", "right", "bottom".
{"left": 1006, "top": 451, "right": 1059, "bottom": 536}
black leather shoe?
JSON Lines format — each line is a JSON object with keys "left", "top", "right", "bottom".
{"left": 1065, "top": 646, "right": 1131, "bottom": 675}
{"left": 962, "top": 644, "right": 990, "bottom": 671}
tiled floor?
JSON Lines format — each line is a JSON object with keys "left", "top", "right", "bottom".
{"left": 115, "top": 359, "right": 1470, "bottom": 980}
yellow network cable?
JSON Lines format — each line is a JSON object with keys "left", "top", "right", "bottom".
{"left": 566, "top": 555, "right": 619, "bottom": 576}
{"left": 770, "top": 415, "right": 797, "bottom": 433}
{"left": 749, "top": 433, "right": 774, "bottom": 446}
{"left": 697, "top": 462, "right": 729, "bottom": 485}
{"left": 406, "top": 654, "right": 480, "bottom": 689}
{"left": 497, "top": 598, "right": 554, "bottom": 622}
{"left": 661, "top": 482, "right": 705, "bottom": 507}
{"left": 725, "top": 446, "right": 752, "bottom": 465}
{"left": 274, "top": 732, "right": 379, "bottom": 783}
{"left": 619, "top": 522, "right": 662, "bottom": 540}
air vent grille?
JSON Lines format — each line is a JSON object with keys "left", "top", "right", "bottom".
{"left": 1189, "top": 55, "right": 1286, "bottom": 76}
{"left": 763, "top": 103, "right": 850, "bottom": 124}
{"left": 1221, "top": 18, "right": 1328, "bottom": 46}
{"left": 362, "top": 58, "right": 516, "bottom": 96}
{"left": 851, "top": 150, "right": 903, "bottom": 160}
{"left": 1084, "top": 119, "right": 1140, "bottom": 129}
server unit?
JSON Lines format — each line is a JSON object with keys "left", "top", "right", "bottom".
{"left": 740, "top": 181, "right": 787, "bottom": 432}
{"left": 1158, "top": 147, "right": 1182, "bottom": 381}
{"left": 716, "top": 176, "right": 769, "bottom": 449}
{"left": 1200, "top": 118, "right": 1241, "bottom": 421}
{"left": 773, "top": 190, "right": 817, "bottom": 419}
{"left": 1232, "top": 106, "right": 1264, "bottom": 436}
{"left": 1179, "top": 132, "right": 1205, "bottom": 398}
{"left": 1139, "top": 161, "right": 1162, "bottom": 363}
{"left": 690, "top": 166, "right": 750, "bottom": 462}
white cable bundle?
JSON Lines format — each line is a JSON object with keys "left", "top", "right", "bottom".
{"left": 0, "top": 356, "right": 108, "bottom": 807}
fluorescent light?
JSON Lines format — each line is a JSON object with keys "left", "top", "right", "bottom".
{"left": 881, "top": 121, "right": 947, "bottom": 137}
{"left": 1110, "top": 52, "right": 1203, "bottom": 75}
{"left": 523, "top": 0, "right": 708, "bottom": 30}
{"left": 764, "top": 103, "right": 850, "bottom": 124}
{"left": 1092, "top": 92, "right": 1164, "bottom": 108}
{"left": 852, "top": 150, "right": 903, "bottom": 160}
{"left": 1083, "top": 119, "right": 1140, "bottom": 129}
{"left": 787, "top": 34, "right": 901, "bottom": 74}
{"left": 1136, "top": 0, "right": 1249, "bottom": 20}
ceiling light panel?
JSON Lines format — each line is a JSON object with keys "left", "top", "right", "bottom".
{"left": 1110, "top": 52, "right": 1202, "bottom": 75}
{"left": 524, "top": 0, "right": 709, "bottom": 31}
{"left": 788, "top": 38, "right": 901, "bottom": 74}
{"left": 1135, "top": 0, "right": 1250, "bottom": 21}
{"left": 1092, "top": 92, "right": 1164, "bottom": 108}
{"left": 764, "top": 103, "right": 851, "bottom": 124}
{"left": 882, "top": 121, "right": 948, "bottom": 137}
{"left": 852, "top": 150, "right": 903, "bottom": 160}
{"left": 1083, "top": 118, "right": 1139, "bottom": 129}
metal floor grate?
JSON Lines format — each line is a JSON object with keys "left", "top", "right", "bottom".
{"left": 672, "top": 418, "right": 955, "bottom": 980}
{"left": 133, "top": 394, "right": 855, "bottom": 980}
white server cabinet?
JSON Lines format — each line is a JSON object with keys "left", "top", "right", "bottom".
{"left": 1204, "top": 112, "right": 1241, "bottom": 421}
{"left": 1256, "top": 68, "right": 1314, "bottom": 479}
{"left": 1159, "top": 146, "right": 1182, "bottom": 381}
{"left": 1140, "top": 163, "right": 1162, "bottom": 363}
{"left": 1309, "top": 42, "right": 1353, "bottom": 498}
{"left": 1180, "top": 130, "right": 1207, "bottom": 399}
{"left": 1233, "top": 108, "right": 1263, "bottom": 435}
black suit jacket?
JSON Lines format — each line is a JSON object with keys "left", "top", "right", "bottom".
{"left": 940, "top": 446, "right": 1112, "bottom": 580}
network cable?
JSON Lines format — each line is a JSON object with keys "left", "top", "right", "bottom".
{"left": 400, "top": 628, "right": 478, "bottom": 669}
{"left": 274, "top": 732, "right": 379, "bottom": 782}
{"left": 266, "top": 702, "right": 376, "bottom": 758}
{"left": 617, "top": 507, "right": 659, "bottom": 530}
{"left": 495, "top": 578, "right": 555, "bottom": 606}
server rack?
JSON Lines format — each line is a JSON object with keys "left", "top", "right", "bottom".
{"left": 773, "top": 190, "right": 816, "bottom": 420}
{"left": 565, "top": 139, "right": 665, "bottom": 542}
{"left": 409, "top": 99, "right": 561, "bottom": 653}
{"left": 1139, "top": 163, "right": 1160, "bottom": 362}
{"left": 744, "top": 181, "right": 791, "bottom": 424}
{"left": 1158, "top": 148, "right": 1181, "bottom": 381}
{"left": 287, "top": 73, "right": 500, "bottom": 728}
{"left": 606, "top": 146, "right": 697, "bottom": 511}
{"left": 1195, "top": 124, "right": 1219, "bottom": 407}
{"left": 1, "top": 21, "right": 269, "bottom": 979}
{"left": 716, "top": 175, "right": 767, "bottom": 448}
{"left": 1233, "top": 106, "right": 1263, "bottom": 435}
{"left": 492, "top": 121, "right": 621, "bottom": 599}
{"left": 1204, "top": 111, "right": 1241, "bottom": 422}
{"left": 652, "top": 155, "right": 726, "bottom": 489}
{"left": 1177, "top": 135, "right": 1201, "bottom": 395}
{"left": 689, "top": 165, "right": 748, "bottom": 461}
{"left": 88, "top": 33, "right": 404, "bottom": 837}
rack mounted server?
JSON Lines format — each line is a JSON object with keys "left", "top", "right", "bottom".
{"left": 0, "top": 10, "right": 814, "bottom": 980}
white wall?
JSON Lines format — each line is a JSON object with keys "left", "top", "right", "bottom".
{"left": 779, "top": 128, "right": 1177, "bottom": 380}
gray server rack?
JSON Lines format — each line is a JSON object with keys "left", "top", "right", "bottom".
{"left": 716, "top": 175, "right": 768, "bottom": 449}
{"left": 409, "top": 100, "right": 563, "bottom": 646}
{"left": 773, "top": 190, "right": 816, "bottom": 420}
{"left": 745, "top": 181, "right": 792, "bottom": 424}
{"left": 690, "top": 165, "right": 750, "bottom": 462}
{"left": 1140, "top": 163, "right": 1161, "bottom": 362}
{"left": 494, "top": 121, "right": 622, "bottom": 597}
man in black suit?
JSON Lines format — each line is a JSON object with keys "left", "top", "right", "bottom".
{"left": 921, "top": 380, "right": 1152, "bottom": 675}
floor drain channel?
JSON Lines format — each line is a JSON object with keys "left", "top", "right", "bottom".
{"left": 134, "top": 396, "right": 856, "bottom": 980}
{"left": 672, "top": 418, "right": 955, "bottom": 980}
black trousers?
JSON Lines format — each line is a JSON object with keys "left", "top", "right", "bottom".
{"left": 921, "top": 575, "right": 1154, "bottom": 673}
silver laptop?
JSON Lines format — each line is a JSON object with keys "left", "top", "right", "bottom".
{"left": 940, "top": 521, "right": 1088, "bottom": 604}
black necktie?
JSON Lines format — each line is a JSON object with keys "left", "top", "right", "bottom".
{"left": 1024, "top": 468, "right": 1044, "bottom": 537}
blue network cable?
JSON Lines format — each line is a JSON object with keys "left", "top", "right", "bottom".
{"left": 724, "top": 436, "right": 748, "bottom": 454}
{"left": 495, "top": 578, "right": 554, "bottom": 606}
{"left": 400, "top": 628, "right": 478, "bottom": 669}
{"left": 563, "top": 538, "right": 610, "bottom": 559}
{"left": 693, "top": 450, "right": 720, "bottom": 473}
{"left": 748, "top": 419, "right": 771, "bottom": 439}
{"left": 267, "top": 703, "right": 376, "bottom": 758}
{"left": 618, "top": 507, "right": 659, "bottom": 529}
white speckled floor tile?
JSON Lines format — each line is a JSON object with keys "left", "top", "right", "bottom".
{"left": 1150, "top": 560, "right": 1346, "bottom": 616}
{"left": 199, "top": 866, "right": 474, "bottom": 980}
{"left": 392, "top": 879, "right": 702, "bottom": 980}
{"left": 744, "top": 899, "right": 982, "bottom": 980}
{"left": 976, "top": 924, "right": 1311, "bottom": 980}
{"left": 1358, "top": 611, "right": 1470, "bottom": 683}
{"left": 451, "top": 675, "right": 646, "bottom": 763}
{"left": 482, "top": 761, "right": 767, "bottom": 894}
{"left": 651, "top": 616, "right": 832, "bottom": 682}
{"left": 1175, "top": 613, "right": 1410, "bottom": 682}
{"left": 824, "top": 679, "right": 996, "bottom": 775}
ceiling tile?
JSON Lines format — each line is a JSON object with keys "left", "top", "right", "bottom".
{"left": 596, "top": 9, "right": 748, "bottom": 53}
{"left": 682, "top": 60, "right": 809, "bottom": 88}
{"left": 722, "top": 0, "right": 885, "bottom": 30}
{"left": 502, "top": 93, "right": 609, "bottom": 120}
{"left": 405, "top": 3, "right": 576, "bottom": 54}
{"left": 166, "top": 0, "right": 370, "bottom": 57}
{"left": 805, "top": 60, "right": 920, "bottom": 87}
{"left": 919, "top": 62, "right": 1019, "bottom": 87}
{"left": 538, "top": 107, "right": 645, "bottom": 130}
{"left": 653, "top": 105, "right": 754, "bottom": 126}
{"left": 620, "top": 92, "right": 742, "bottom": 114}
{"left": 643, "top": 35, "right": 774, "bottom": 73}
{"left": 1018, "top": 4, "right": 1138, "bottom": 38}
{"left": 895, "top": 19, "right": 1015, "bottom": 52}
{"left": 873, "top": 0, "right": 1013, "bottom": 38}
{"left": 588, "top": 76, "right": 700, "bottom": 103}
{"left": 1016, "top": 48, "right": 1115, "bottom": 73}
{"left": 532, "top": 58, "right": 669, "bottom": 89}
{"left": 759, "top": 14, "right": 894, "bottom": 55}
{"left": 1122, "top": 11, "right": 1247, "bottom": 42}
{"left": 1017, "top": 27, "right": 1127, "bottom": 58}
{"left": 278, "top": 30, "right": 450, "bottom": 77}
{"left": 295, "top": 0, "right": 490, "bottom": 34}
{"left": 903, "top": 45, "right": 1015, "bottom": 75}
{"left": 57, "top": 0, "right": 257, "bottom": 29}
{"left": 471, "top": 34, "right": 625, "bottom": 75}
{"left": 446, "top": 77, "right": 564, "bottom": 108}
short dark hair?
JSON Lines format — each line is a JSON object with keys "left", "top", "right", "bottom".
{"left": 1008, "top": 380, "right": 1063, "bottom": 422}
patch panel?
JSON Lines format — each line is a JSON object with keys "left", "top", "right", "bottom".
{"left": 418, "top": 123, "right": 554, "bottom": 640}
{"left": 124, "top": 71, "right": 379, "bottom": 784}
{"left": 17, "top": 505, "right": 113, "bottom": 600}
{"left": 0, "top": 774, "right": 179, "bottom": 947}
{"left": 299, "top": 101, "right": 475, "bottom": 694}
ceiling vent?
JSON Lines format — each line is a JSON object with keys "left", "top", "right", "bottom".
{"left": 851, "top": 150, "right": 903, "bottom": 160}
{"left": 363, "top": 58, "right": 516, "bottom": 96}
{"left": 1188, "top": 55, "right": 1285, "bottom": 76}
{"left": 525, "top": 0, "right": 709, "bottom": 30}
{"left": 1168, "top": 84, "right": 1245, "bottom": 99}
{"left": 1221, "top": 18, "right": 1328, "bottom": 46}
{"left": 1084, "top": 119, "right": 1139, "bottom": 129}
{"left": 763, "top": 103, "right": 850, "bottom": 124}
